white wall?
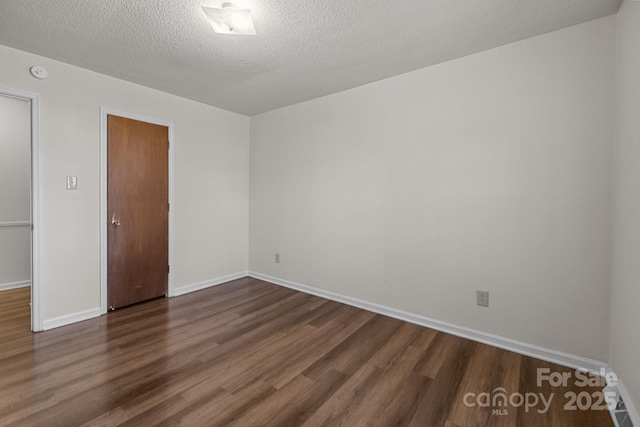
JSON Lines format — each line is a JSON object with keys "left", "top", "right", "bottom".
{"left": 0, "top": 95, "right": 30, "bottom": 221}
{"left": 611, "top": 0, "right": 640, "bottom": 415}
{"left": 250, "top": 16, "right": 615, "bottom": 362}
{"left": 0, "top": 44, "right": 249, "bottom": 322}
{"left": 0, "top": 227, "right": 30, "bottom": 287}
{"left": 0, "top": 95, "right": 31, "bottom": 286}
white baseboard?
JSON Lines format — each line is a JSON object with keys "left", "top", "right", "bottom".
{"left": 42, "top": 307, "right": 102, "bottom": 331}
{"left": 40, "top": 273, "right": 247, "bottom": 331}
{"left": 249, "top": 271, "right": 608, "bottom": 374}
{"left": 0, "top": 280, "right": 31, "bottom": 291}
{"left": 173, "top": 271, "right": 249, "bottom": 297}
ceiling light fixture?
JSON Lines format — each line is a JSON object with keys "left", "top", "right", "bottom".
{"left": 202, "top": 3, "right": 256, "bottom": 35}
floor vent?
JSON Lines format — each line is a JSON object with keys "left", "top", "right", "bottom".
{"left": 607, "top": 385, "right": 635, "bottom": 427}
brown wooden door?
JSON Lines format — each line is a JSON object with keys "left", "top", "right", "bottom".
{"left": 107, "top": 115, "right": 168, "bottom": 310}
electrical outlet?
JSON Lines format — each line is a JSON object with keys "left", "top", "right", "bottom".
{"left": 477, "top": 290, "right": 489, "bottom": 307}
{"left": 275, "top": 253, "right": 280, "bottom": 263}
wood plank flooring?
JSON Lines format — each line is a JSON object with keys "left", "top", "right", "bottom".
{"left": 0, "top": 287, "right": 30, "bottom": 338}
{"left": 0, "top": 278, "right": 613, "bottom": 426}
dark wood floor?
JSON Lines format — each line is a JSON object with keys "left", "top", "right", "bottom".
{"left": 0, "top": 278, "right": 612, "bottom": 426}
{"left": 0, "top": 286, "right": 30, "bottom": 339}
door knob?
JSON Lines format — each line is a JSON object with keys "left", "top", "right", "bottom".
{"left": 111, "top": 214, "right": 121, "bottom": 228}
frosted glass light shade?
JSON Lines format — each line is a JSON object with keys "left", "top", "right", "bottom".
{"left": 202, "top": 4, "right": 256, "bottom": 35}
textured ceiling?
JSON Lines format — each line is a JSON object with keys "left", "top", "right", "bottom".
{"left": 0, "top": 0, "right": 622, "bottom": 116}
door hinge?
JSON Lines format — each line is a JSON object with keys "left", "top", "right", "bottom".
{"left": 168, "top": 265, "right": 170, "bottom": 273}
{"left": 168, "top": 140, "right": 170, "bottom": 150}
{"left": 168, "top": 203, "right": 170, "bottom": 212}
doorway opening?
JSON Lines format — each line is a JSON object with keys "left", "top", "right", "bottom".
{"left": 0, "top": 87, "right": 42, "bottom": 332}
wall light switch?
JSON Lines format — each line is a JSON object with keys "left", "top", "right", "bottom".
{"left": 66, "top": 176, "right": 78, "bottom": 190}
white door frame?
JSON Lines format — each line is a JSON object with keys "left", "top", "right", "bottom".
{"left": 0, "top": 86, "right": 43, "bottom": 331}
{"left": 99, "top": 108, "right": 175, "bottom": 314}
